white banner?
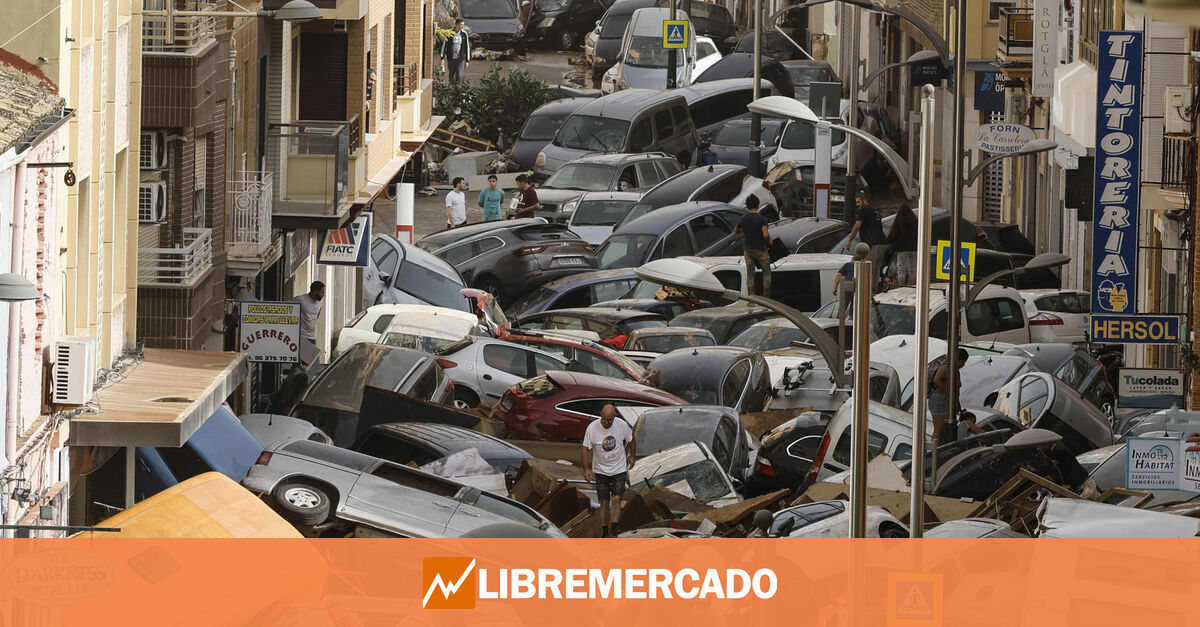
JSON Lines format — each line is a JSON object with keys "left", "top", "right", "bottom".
{"left": 1032, "top": 0, "right": 1058, "bottom": 97}
{"left": 238, "top": 301, "right": 301, "bottom": 363}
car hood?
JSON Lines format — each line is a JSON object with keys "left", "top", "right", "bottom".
{"left": 620, "top": 64, "right": 686, "bottom": 90}
{"left": 535, "top": 188, "right": 590, "bottom": 204}
{"left": 512, "top": 139, "right": 551, "bottom": 168}
{"left": 464, "top": 18, "right": 523, "bottom": 35}
{"left": 537, "top": 144, "right": 596, "bottom": 173}
{"left": 594, "top": 37, "right": 623, "bottom": 63}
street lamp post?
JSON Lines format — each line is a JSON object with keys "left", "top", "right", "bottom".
{"left": 748, "top": 0, "right": 763, "bottom": 176}
{"left": 849, "top": 241, "right": 872, "bottom": 538}
{"left": 909, "top": 84, "right": 936, "bottom": 538}
{"left": 964, "top": 252, "right": 1071, "bottom": 310}
{"left": 861, "top": 49, "right": 942, "bottom": 91}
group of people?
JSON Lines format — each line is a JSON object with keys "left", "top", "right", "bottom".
{"left": 444, "top": 174, "right": 541, "bottom": 228}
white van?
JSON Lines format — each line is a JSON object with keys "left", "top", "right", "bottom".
{"left": 809, "top": 399, "right": 928, "bottom": 482}
{"left": 612, "top": 8, "right": 696, "bottom": 90}
{"left": 628, "top": 252, "right": 851, "bottom": 313}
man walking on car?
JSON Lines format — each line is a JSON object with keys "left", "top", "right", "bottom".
{"left": 734, "top": 195, "right": 772, "bottom": 297}
{"left": 582, "top": 404, "right": 636, "bottom": 538}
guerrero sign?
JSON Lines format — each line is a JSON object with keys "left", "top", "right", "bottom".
{"left": 970, "top": 123, "right": 1036, "bottom": 154}
{"left": 238, "top": 301, "right": 301, "bottom": 363}
{"left": 1091, "top": 32, "right": 1142, "bottom": 315}
{"left": 1118, "top": 368, "right": 1185, "bottom": 409}
{"left": 317, "top": 213, "right": 372, "bottom": 266}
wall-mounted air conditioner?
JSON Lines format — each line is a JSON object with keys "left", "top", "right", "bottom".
{"left": 52, "top": 337, "right": 96, "bottom": 405}
{"left": 139, "top": 130, "right": 166, "bottom": 170}
{"left": 138, "top": 182, "right": 167, "bottom": 223}
{"left": 1164, "top": 86, "right": 1193, "bottom": 135}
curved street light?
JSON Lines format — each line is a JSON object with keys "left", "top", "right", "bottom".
{"left": 786, "top": 0, "right": 952, "bottom": 69}
{"left": 964, "top": 252, "right": 1071, "bottom": 311}
{"left": 964, "top": 139, "right": 1058, "bottom": 186}
{"left": 634, "top": 257, "right": 854, "bottom": 387}
{"left": 862, "top": 49, "right": 942, "bottom": 90}
{"left": 747, "top": 95, "right": 918, "bottom": 198}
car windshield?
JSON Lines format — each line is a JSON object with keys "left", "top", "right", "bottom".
{"left": 555, "top": 115, "right": 630, "bottom": 152}
{"left": 729, "top": 325, "right": 808, "bottom": 351}
{"left": 304, "top": 345, "right": 425, "bottom": 412}
{"left": 625, "top": 35, "right": 675, "bottom": 67}
{"left": 507, "top": 285, "right": 556, "bottom": 317}
{"left": 596, "top": 234, "right": 656, "bottom": 269}
{"left": 874, "top": 303, "right": 916, "bottom": 336}
{"left": 572, "top": 198, "right": 638, "bottom": 226}
{"left": 535, "top": 0, "right": 569, "bottom": 10}
{"left": 788, "top": 65, "right": 833, "bottom": 86}
{"left": 395, "top": 262, "right": 469, "bottom": 311}
{"left": 713, "top": 122, "right": 778, "bottom": 147}
{"left": 381, "top": 332, "right": 459, "bottom": 353}
{"left": 637, "top": 333, "right": 715, "bottom": 352}
{"left": 636, "top": 459, "right": 730, "bottom": 500}
{"left": 544, "top": 163, "right": 617, "bottom": 191}
{"left": 521, "top": 113, "right": 568, "bottom": 142}
{"left": 460, "top": 0, "right": 517, "bottom": 18}
{"left": 780, "top": 122, "right": 846, "bottom": 150}
{"left": 600, "top": 13, "right": 632, "bottom": 38}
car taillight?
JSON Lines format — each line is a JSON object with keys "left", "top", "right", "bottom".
{"left": 515, "top": 409, "right": 544, "bottom": 422}
{"left": 436, "top": 358, "right": 457, "bottom": 369}
{"left": 1029, "top": 312, "right": 1064, "bottom": 326}
{"left": 255, "top": 451, "right": 273, "bottom": 466}
{"left": 513, "top": 245, "right": 548, "bottom": 256}
{"left": 806, "top": 433, "right": 831, "bottom": 483}
{"left": 754, "top": 458, "right": 776, "bottom": 477}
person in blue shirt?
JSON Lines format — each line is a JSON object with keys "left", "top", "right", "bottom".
{"left": 477, "top": 175, "right": 504, "bottom": 221}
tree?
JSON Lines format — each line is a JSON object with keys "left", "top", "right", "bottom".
{"left": 433, "top": 64, "right": 556, "bottom": 150}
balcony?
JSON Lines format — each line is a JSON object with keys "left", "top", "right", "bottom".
{"left": 997, "top": 7, "right": 1034, "bottom": 65}
{"left": 138, "top": 228, "right": 214, "bottom": 288}
{"left": 395, "top": 63, "right": 419, "bottom": 98}
{"left": 229, "top": 171, "right": 274, "bottom": 258}
{"left": 267, "top": 120, "right": 351, "bottom": 230}
{"left": 142, "top": 0, "right": 218, "bottom": 56}
{"left": 1161, "top": 135, "right": 1196, "bottom": 202}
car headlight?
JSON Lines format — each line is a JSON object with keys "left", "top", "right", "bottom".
{"left": 535, "top": 152, "right": 547, "bottom": 169}
{"left": 542, "top": 16, "right": 555, "bottom": 27}
{"left": 561, "top": 199, "right": 578, "bottom": 214}
{"left": 594, "top": 56, "right": 606, "bottom": 65}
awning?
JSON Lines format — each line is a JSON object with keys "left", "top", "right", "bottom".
{"left": 1052, "top": 60, "right": 1097, "bottom": 150}
{"left": 70, "top": 349, "right": 248, "bottom": 448}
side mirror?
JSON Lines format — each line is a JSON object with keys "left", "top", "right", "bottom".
{"left": 378, "top": 272, "right": 392, "bottom": 285}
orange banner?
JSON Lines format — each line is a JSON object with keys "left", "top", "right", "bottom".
{"left": 1, "top": 539, "right": 1199, "bottom": 626}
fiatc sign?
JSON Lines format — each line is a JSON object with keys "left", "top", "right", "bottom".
{"left": 318, "top": 213, "right": 372, "bottom": 266}
{"left": 1091, "top": 32, "right": 1142, "bottom": 316}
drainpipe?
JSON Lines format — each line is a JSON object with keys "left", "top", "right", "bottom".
{"left": 6, "top": 160, "right": 27, "bottom": 468}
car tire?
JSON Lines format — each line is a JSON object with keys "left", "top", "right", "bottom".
{"left": 476, "top": 277, "right": 504, "bottom": 303}
{"left": 879, "top": 524, "right": 908, "bottom": 539}
{"left": 556, "top": 29, "right": 575, "bottom": 51}
{"left": 272, "top": 481, "right": 332, "bottom": 526}
{"left": 453, "top": 387, "right": 481, "bottom": 411}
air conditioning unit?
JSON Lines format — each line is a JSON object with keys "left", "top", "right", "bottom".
{"left": 52, "top": 337, "right": 96, "bottom": 405}
{"left": 138, "top": 182, "right": 166, "bottom": 223}
{"left": 1164, "top": 85, "right": 1193, "bottom": 135}
{"left": 139, "top": 130, "right": 165, "bottom": 170}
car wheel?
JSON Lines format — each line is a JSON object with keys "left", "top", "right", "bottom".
{"left": 557, "top": 29, "right": 575, "bottom": 51}
{"left": 1100, "top": 398, "right": 1116, "bottom": 422}
{"left": 272, "top": 481, "right": 332, "bottom": 526}
{"left": 453, "top": 388, "right": 480, "bottom": 411}
{"left": 879, "top": 524, "right": 908, "bottom": 539}
{"left": 476, "top": 277, "right": 504, "bottom": 303}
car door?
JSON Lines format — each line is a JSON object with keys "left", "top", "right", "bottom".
{"left": 688, "top": 212, "right": 736, "bottom": 257}
{"left": 964, "top": 297, "right": 1028, "bottom": 344}
{"left": 635, "top": 161, "right": 664, "bottom": 189}
{"left": 478, "top": 342, "right": 559, "bottom": 402}
{"left": 648, "top": 224, "right": 696, "bottom": 262}
{"left": 436, "top": 240, "right": 480, "bottom": 282}
{"left": 344, "top": 463, "right": 457, "bottom": 536}
{"left": 720, "top": 358, "right": 752, "bottom": 411}
{"left": 364, "top": 237, "right": 402, "bottom": 307}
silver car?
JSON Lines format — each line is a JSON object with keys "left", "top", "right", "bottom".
{"left": 436, "top": 336, "right": 570, "bottom": 409}
{"left": 243, "top": 439, "right": 565, "bottom": 537}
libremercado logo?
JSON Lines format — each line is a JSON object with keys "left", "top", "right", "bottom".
{"left": 422, "top": 557, "right": 778, "bottom": 609}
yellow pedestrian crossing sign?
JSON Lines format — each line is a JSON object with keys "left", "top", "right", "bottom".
{"left": 663, "top": 20, "right": 688, "bottom": 48}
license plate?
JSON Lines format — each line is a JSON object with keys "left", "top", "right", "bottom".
{"left": 553, "top": 256, "right": 585, "bottom": 266}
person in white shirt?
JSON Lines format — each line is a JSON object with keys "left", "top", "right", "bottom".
{"left": 293, "top": 281, "right": 325, "bottom": 341}
{"left": 446, "top": 177, "right": 468, "bottom": 228}
{"left": 582, "top": 404, "right": 636, "bottom": 537}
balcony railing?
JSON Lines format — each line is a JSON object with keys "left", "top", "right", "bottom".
{"left": 1162, "top": 135, "right": 1196, "bottom": 194}
{"left": 395, "top": 63, "right": 419, "bottom": 98}
{"left": 998, "top": 7, "right": 1034, "bottom": 64}
{"left": 229, "top": 171, "right": 274, "bottom": 258}
{"left": 138, "top": 228, "right": 214, "bottom": 287}
{"left": 142, "top": 0, "right": 218, "bottom": 55}
{"left": 267, "top": 121, "right": 350, "bottom": 217}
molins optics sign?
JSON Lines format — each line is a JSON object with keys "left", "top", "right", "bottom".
{"left": 1091, "top": 31, "right": 1142, "bottom": 316}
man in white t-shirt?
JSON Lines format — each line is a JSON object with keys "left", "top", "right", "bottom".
{"left": 292, "top": 281, "right": 325, "bottom": 342}
{"left": 445, "top": 177, "right": 468, "bottom": 228}
{"left": 582, "top": 404, "right": 636, "bottom": 537}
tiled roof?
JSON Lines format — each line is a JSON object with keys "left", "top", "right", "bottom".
{"left": 0, "top": 62, "right": 66, "bottom": 154}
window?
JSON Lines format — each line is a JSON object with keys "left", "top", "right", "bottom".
{"left": 476, "top": 237, "right": 505, "bottom": 255}
{"left": 533, "top": 352, "right": 563, "bottom": 376}
{"left": 987, "top": 0, "right": 1017, "bottom": 23}
{"left": 712, "top": 417, "right": 738, "bottom": 470}
{"left": 629, "top": 118, "right": 653, "bottom": 151}
{"left": 193, "top": 134, "right": 208, "bottom": 227}
{"left": 483, "top": 344, "right": 531, "bottom": 377}
{"left": 689, "top": 91, "right": 754, "bottom": 129}
{"left": 689, "top": 214, "right": 732, "bottom": 251}
{"left": 371, "top": 314, "right": 395, "bottom": 334}
{"left": 617, "top": 166, "right": 639, "bottom": 191}
{"left": 1055, "top": 356, "right": 1091, "bottom": 389}
{"left": 545, "top": 314, "right": 585, "bottom": 330}
{"left": 800, "top": 231, "right": 849, "bottom": 254}
{"left": 768, "top": 270, "right": 821, "bottom": 311}
{"left": 525, "top": 341, "right": 571, "bottom": 360}
{"left": 405, "top": 365, "right": 439, "bottom": 400}
{"left": 1036, "top": 293, "right": 1089, "bottom": 314}
{"left": 438, "top": 242, "right": 476, "bottom": 266}
{"left": 574, "top": 350, "right": 625, "bottom": 379}
{"left": 832, "top": 429, "right": 888, "bottom": 465}
{"left": 1016, "top": 376, "right": 1051, "bottom": 425}
{"left": 1079, "top": 0, "right": 1116, "bottom": 66}
{"left": 371, "top": 243, "right": 400, "bottom": 278}
{"left": 658, "top": 159, "right": 683, "bottom": 177}
{"left": 785, "top": 435, "right": 822, "bottom": 462}
{"left": 694, "top": 176, "right": 746, "bottom": 204}
{"left": 636, "top": 162, "right": 663, "bottom": 186}
{"left": 654, "top": 109, "right": 674, "bottom": 140}
{"left": 967, "top": 298, "right": 1025, "bottom": 336}
{"left": 660, "top": 226, "right": 694, "bottom": 258}
{"left": 893, "top": 443, "right": 912, "bottom": 461}
{"left": 554, "top": 286, "right": 593, "bottom": 309}
{"left": 156, "top": 444, "right": 213, "bottom": 481}
{"left": 720, "top": 359, "right": 752, "bottom": 407}
{"left": 671, "top": 106, "right": 692, "bottom": 134}
{"left": 355, "top": 434, "right": 439, "bottom": 467}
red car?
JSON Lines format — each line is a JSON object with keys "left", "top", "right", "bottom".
{"left": 490, "top": 370, "right": 685, "bottom": 441}
{"left": 497, "top": 328, "right": 645, "bottom": 381}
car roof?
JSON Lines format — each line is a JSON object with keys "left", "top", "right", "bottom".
{"left": 530, "top": 306, "right": 664, "bottom": 322}
{"left": 673, "top": 305, "right": 774, "bottom": 323}
{"left": 567, "top": 152, "right": 671, "bottom": 166}
{"left": 768, "top": 216, "right": 846, "bottom": 238}
{"left": 612, "top": 200, "right": 736, "bottom": 234}
{"left": 780, "top": 59, "right": 836, "bottom": 69}
{"left": 628, "top": 325, "right": 712, "bottom": 337}
{"left": 676, "top": 78, "right": 777, "bottom": 102}
{"left": 573, "top": 89, "right": 688, "bottom": 119}
{"left": 383, "top": 308, "right": 477, "bottom": 334}
{"left": 640, "top": 164, "right": 747, "bottom": 203}
{"left": 634, "top": 405, "right": 731, "bottom": 448}
{"left": 531, "top": 97, "right": 593, "bottom": 116}
{"left": 630, "top": 8, "right": 685, "bottom": 36}
{"left": 367, "top": 422, "right": 527, "bottom": 457}
{"left": 603, "top": 0, "right": 658, "bottom": 16}
{"left": 874, "top": 284, "right": 1019, "bottom": 309}
{"left": 544, "top": 370, "right": 684, "bottom": 401}
{"left": 417, "top": 219, "right": 544, "bottom": 249}
{"left": 649, "top": 345, "right": 758, "bottom": 369}
{"left": 533, "top": 268, "right": 639, "bottom": 291}
{"left": 374, "top": 234, "right": 462, "bottom": 282}
{"left": 579, "top": 190, "right": 644, "bottom": 202}
{"left": 1005, "top": 343, "right": 1080, "bottom": 370}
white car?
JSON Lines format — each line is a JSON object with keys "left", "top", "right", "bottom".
{"left": 767, "top": 99, "right": 852, "bottom": 170}
{"left": 332, "top": 304, "right": 476, "bottom": 358}
{"left": 1020, "top": 289, "right": 1090, "bottom": 344}
{"left": 628, "top": 441, "right": 740, "bottom": 507}
{"left": 603, "top": 36, "right": 722, "bottom": 94}
{"left": 759, "top": 500, "right": 909, "bottom": 538}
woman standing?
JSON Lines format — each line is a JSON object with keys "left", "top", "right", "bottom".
{"left": 887, "top": 204, "right": 919, "bottom": 287}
